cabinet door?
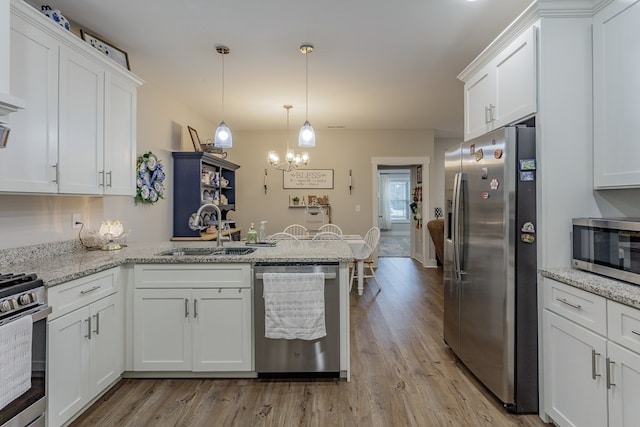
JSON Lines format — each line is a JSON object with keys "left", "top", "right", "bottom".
{"left": 608, "top": 342, "right": 640, "bottom": 427}
{"left": 3, "top": 13, "right": 58, "bottom": 193}
{"left": 493, "top": 26, "right": 537, "bottom": 128}
{"left": 133, "top": 289, "right": 192, "bottom": 371}
{"left": 543, "top": 310, "right": 608, "bottom": 427}
{"left": 48, "top": 306, "right": 91, "bottom": 427}
{"left": 89, "top": 294, "right": 122, "bottom": 397}
{"left": 593, "top": 0, "right": 640, "bottom": 188}
{"left": 58, "top": 46, "right": 104, "bottom": 194}
{"left": 104, "top": 72, "right": 137, "bottom": 195}
{"left": 192, "top": 288, "right": 252, "bottom": 371}
{"left": 463, "top": 64, "right": 494, "bottom": 141}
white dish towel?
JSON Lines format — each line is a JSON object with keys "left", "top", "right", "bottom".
{"left": 263, "top": 272, "right": 326, "bottom": 340}
{"left": 0, "top": 316, "right": 32, "bottom": 410}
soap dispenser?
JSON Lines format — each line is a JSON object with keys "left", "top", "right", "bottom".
{"left": 247, "top": 223, "right": 258, "bottom": 244}
{"left": 259, "top": 221, "right": 267, "bottom": 242}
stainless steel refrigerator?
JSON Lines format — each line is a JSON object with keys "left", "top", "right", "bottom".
{"left": 443, "top": 126, "right": 538, "bottom": 413}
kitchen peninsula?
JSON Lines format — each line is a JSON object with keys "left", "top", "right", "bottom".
{"left": 0, "top": 239, "right": 353, "bottom": 427}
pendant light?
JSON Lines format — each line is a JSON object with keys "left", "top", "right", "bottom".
{"left": 214, "top": 45, "right": 232, "bottom": 148}
{"left": 298, "top": 43, "right": 316, "bottom": 147}
{"left": 268, "top": 105, "right": 309, "bottom": 172}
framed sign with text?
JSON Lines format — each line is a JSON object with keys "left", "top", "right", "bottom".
{"left": 283, "top": 169, "right": 334, "bottom": 189}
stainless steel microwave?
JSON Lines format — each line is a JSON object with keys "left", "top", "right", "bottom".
{"left": 572, "top": 218, "right": 640, "bottom": 285}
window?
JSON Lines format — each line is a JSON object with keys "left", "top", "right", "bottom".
{"left": 389, "top": 175, "right": 410, "bottom": 222}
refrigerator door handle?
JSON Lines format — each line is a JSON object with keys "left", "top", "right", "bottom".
{"left": 453, "top": 172, "right": 465, "bottom": 280}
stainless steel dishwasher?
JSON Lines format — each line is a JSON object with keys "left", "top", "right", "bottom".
{"left": 254, "top": 262, "right": 340, "bottom": 377}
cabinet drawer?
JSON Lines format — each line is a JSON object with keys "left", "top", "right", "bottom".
{"left": 48, "top": 268, "right": 119, "bottom": 320}
{"left": 134, "top": 264, "right": 251, "bottom": 289}
{"left": 543, "top": 278, "right": 607, "bottom": 336}
{"left": 608, "top": 300, "right": 640, "bottom": 353}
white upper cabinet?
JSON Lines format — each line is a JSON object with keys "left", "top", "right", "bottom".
{"left": 461, "top": 25, "right": 537, "bottom": 141}
{"left": 58, "top": 45, "right": 105, "bottom": 194}
{"left": 104, "top": 73, "right": 137, "bottom": 195}
{"left": 1, "top": 11, "right": 59, "bottom": 193}
{"left": 2, "top": 0, "right": 142, "bottom": 195}
{"left": 593, "top": 0, "right": 640, "bottom": 188}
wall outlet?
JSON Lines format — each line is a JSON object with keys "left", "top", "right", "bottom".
{"left": 72, "top": 213, "right": 82, "bottom": 229}
{"left": 355, "top": 204, "right": 361, "bottom": 212}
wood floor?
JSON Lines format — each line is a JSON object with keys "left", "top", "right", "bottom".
{"left": 71, "top": 258, "right": 548, "bottom": 427}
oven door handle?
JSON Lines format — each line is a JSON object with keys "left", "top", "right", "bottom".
{"left": 31, "top": 306, "right": 52, "bottom": 323}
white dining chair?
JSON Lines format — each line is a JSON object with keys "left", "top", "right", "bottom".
{"left": 283, "top": 224, "right": 308, "bottom": 236}
{"left": 350, "top": 226, "right": 381, "bottom": 295}
{"left": 318, "top": 223, "right": 343, "bottom": 235}
{"left": 311, "top": 231, "right": 343, "bottom": 240}
{"left": 268, "top": 232, "right": 299, "bottom": 241}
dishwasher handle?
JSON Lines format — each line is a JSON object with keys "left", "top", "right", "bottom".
{"left": 255, "top": 272, "right": 336, "bottom": 280}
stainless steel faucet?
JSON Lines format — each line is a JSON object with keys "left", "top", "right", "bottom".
{"left": 194, "top": 203, "right": 224, "bottom": 247}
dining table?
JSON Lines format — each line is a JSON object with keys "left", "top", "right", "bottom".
{"left": 284, "top": 234, "right": 370, "bottom": 296}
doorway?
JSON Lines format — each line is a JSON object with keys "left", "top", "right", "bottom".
{"left": 377, "top": 168, "right": 411, "bottom": 257}
{"left": 371, "top": 156, "right": 431, "bottom": 267}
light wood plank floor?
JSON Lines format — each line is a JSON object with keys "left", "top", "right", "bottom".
{"left": 71, "top": 258, "right": 548, "bottom": 426}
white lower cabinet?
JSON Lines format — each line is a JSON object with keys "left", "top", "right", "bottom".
{"left": 543, "top": 310, "right": 608, "bottom": 427}
{"left": 543, "top": 278, "right": 640, "bottom": 427}
{"left": 133, "top": 264, "right": 252, "bottom": 373}
{"left": 47, "top": 269, "right": 123, "bottom": 427}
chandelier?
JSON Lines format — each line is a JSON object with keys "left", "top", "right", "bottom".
{"left": 268, "top": 105, "right": 309, "bottom": 172}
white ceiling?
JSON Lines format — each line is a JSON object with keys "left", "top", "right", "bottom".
{"left": 33, "top": 0, "right": 532, "bottom": 138}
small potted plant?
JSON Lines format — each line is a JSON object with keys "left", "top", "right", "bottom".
{"left": 292, "top": 196, "right": 300, "bottom": 205}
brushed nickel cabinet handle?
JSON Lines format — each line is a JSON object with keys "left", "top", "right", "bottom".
{"left": 107, "top": 171, "right": 112, "bottom": 188}
{"left": 592, "top": 349, "right": 601, "bottom": 380}
{"left": 631, "top": 330, "right": 640, "bottom": 337}
{"left": 85, "top": 317, "right": 92, "bottom": 339}
{"left": 606, "top": 357, "right": 616, "bottom": 389}
{"left": 185, "top": 298, "right": 189, "bottom": 318}
{"left": 80, "top": 285, "right": 101, "bottom": 295}
{"left": 557, "top": 298, "right": 582, "bottom": 310}
{"left": 52, "top": 164, "right": 59, "bottom": 183}
{"left": 194, "top": 299, "right": 198, "bottom": 318}
{"left": 93, "top": 312, "right": 100, "bottom": 335}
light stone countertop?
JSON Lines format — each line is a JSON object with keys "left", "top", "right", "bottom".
{"left": 0, "top": 240, "right": 353, "bottom": 288}
{"left": 539, "top": 267, "right": 640, "bottom": 310}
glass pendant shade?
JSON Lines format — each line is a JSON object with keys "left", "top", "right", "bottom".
{"left": 298, "top": 120, "right": 315, "bottom": 147}
{"left": 214, "top": 120, "right": 232, "bottom": 148}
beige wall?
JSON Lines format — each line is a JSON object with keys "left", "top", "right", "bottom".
{"left": 225, "top": 129, "right": 435, "bottom": 242}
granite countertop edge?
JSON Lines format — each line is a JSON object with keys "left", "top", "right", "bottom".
{"left": 539, "top": 267, "right": 640, "bottom": 310}
{"left": 2, "top": 241, "right": 354, "bottom": 288}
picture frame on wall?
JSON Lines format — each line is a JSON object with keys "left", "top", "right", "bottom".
{"left": 283, "top": 169, "right": 334, "bottom": 189}
{"left": 80, "top": 29, "right": 130, "bottom": 70}
{"left": 187, "top": 126, "right": 202, "bottom": 152}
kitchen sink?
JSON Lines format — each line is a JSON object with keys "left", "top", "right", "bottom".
{"left": 156, "top": 247, "right": 256, "bottom": 256}
{"left": 157, "top": 248, "right": 218, "bottom": 256}
{"left": 221, "top": 247, "right": 256, "bottom": 255}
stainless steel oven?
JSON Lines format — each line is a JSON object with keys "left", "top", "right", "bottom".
{"left": 572, "top": 218, "right": 640, "bottom": 285}
{"left": 0, "top": 274, "right": 50, "bottom": 427}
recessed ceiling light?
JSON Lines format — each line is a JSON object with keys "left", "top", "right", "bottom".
{"left": 327, "top": 125, "right": 346, "bottom": 129}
